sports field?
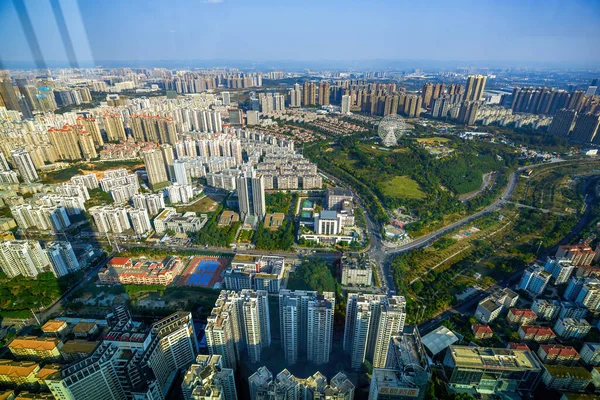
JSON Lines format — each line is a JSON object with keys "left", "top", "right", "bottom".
{"left": 177, "top": 257, "right": 228, "bottom": 288}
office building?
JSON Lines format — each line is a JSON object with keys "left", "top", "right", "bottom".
{"left": 278, "top": 290, "right": 335, "bottom": 366}
{"left": 237, "top": 168, "right": 266, "bottom": 221}
{"left": 518, "top": 265, "right": 551, "bottom": 296}
{"left": 443, "top": 346, "right": 543, "bottom": 395}
{"left": 181, "top": 355, "right": 237, "bottom": 400}
{"left": 10, "top": 148, "right": 38, "bottom": 183}
{"left": 464, "top": 75, "right": 487, "bottom": 101}
{"left": 205, "top": 290, "right": 271, "bottom": 369}
{"left": 45, "top": 241, "right": 80, "bottom": 277}
{"left": 571, "top": 112, "right": 600, "bottom": 143}
{"left": 0, "top": 240, "right": 50, "bottom": 278}
{"left": 549, "top": 109, "right": 578, "bottom": 137}
{"left": 344, "top": 294, "right": 406, "bottom": 369}
{"left": 142, "top": 149, "right": 169, "bottom": 188}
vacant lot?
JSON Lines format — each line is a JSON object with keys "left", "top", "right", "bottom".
{"left": 176, "top": 196, "right": 219, "bottom": 213}
{"left": 380, "top": 176, "right": 425, "bottom": 199}
{"left": 416, "top": 136, "right": 450, "bottom": 144}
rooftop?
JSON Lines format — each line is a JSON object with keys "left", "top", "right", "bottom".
{"left": 41, "top": 320, "right": 67, "bottom": 333}
{"left": 544, "top": 365, "right": 592, "bottom": 380}
{"left": 0, "top": 361, "right": 38, "bottom": 378}
{"left": 448, "top": 346, "right": 542, "bottom": 371}
{"left": 9, "top": 337, "right": 61, "bottom": 351}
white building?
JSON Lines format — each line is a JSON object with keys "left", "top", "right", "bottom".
{"left": 10, "top": 148, "right": 39, "bottom": 183}
{"left": 45, "top": 241, "right": 80, "bottom": 277}
{"left": 167, "top": 183, "right": 194, "bottom": 204}
{"left": 518, "top": 265, "right": 551, "bottom": 296}
{"left": 181, "top": 354, "right": 237, "bottom": 400}
{"left": 344, "top": 293, "right": 406, "bottom": 370}
{"left": 0, "top": 240, "right": 50, "bottom": 278}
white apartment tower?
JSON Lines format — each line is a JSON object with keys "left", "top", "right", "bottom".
{"left": 10, "top": 148, "right": 39, "bottom": 183}
{"left": 344, "top": 293, "right": 406, "bottom": 369}
{"left": 236, "top": 168, "right": 266, "bottom": 221}
{"left": 0, "top": 240, "right": 50, "bottom": 278}
{"left": 45, "top": 241, "right": 80, "bottom": 277}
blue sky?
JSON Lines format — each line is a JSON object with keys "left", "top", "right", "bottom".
{"left": 0, "top": 0, "right": 599, "bottom": 67}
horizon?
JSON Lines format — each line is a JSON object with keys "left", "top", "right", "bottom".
{"left": 1, "top": 0, "right": 600, "bottom": 70}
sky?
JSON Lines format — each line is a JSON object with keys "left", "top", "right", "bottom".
{"left": 0, "top": 0, "right": 599, "bottom": 68}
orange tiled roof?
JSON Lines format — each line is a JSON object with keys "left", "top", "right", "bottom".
{"left": 9, "top": 337, "right": 61, "bottom": 351}
{"left": 0, "top": 361, "right": 38, "bottom": 378}
{"left": 41, "top": 320, "right": 67, "bottom": 333}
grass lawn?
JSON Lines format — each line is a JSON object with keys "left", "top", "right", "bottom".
{"left": 41, "top": 166, "right": 81, "bottom": 183}
{"left": 176, "top": 196, "right": 219, "bottom": 213}
{"left": 380, "top": 176, "right": 425, "bottom": 199}
{"left": 416, "top": 136, "right": 450, "bottom": 143}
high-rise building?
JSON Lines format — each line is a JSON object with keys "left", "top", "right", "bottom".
{"left": 103, "top": 114, "right": 127, "bottom": 142}
{"left": 161, "top": 144, "right": 175, "bottom": 181}
{"left": 586, "top": 79, "right": 598, "bottom": 97}
{"left": 549, "top": 109, "right": 577, "bottom": 137}
{"left": 78, "top": 131, "right": 98, "bottom": 160}
{"left": 319, "top": 81, "right": 330, "bottom": 106}
{"left": 0, "top": 240, "right": 50, "bottom": 278}
{"left": 45, "top": 241, "right": 80, "bottom": 277}
{"left": 222, "top": 91, "right": 231, "bottom": 106}
{"left": 341, "top": 94, "right": 351, "bottom": 114}
{"left": 303, "top": 82, "right": 317, "bottom": 106}
{"left": 518, "top": 265, "right": 551, "bottom": 296}
{"left": 181, "top": 355, "right": 237, "bottom": 400}
{"left": 0, "top": 71, "right": 21, "bottom": 111}
{"left": 205, "top": 290, "right": 271, "bottom": 369}
{"left": 344, "top": 294, "right": 406, "bottom": 369}
{"left": 571, "top": 112, "right": 600, "bottom": 143}
{"left": 422, "top": 83, "right": 434, "bottom": 108}
{"left": 403, "top": 95, "right": 422, "bottom": 118}
{"left": 142, "top": 149, "right": 169, "bottom": 188}
{"left": 236, "top": 168, "right": 266, "bottom": 221}
{"left": 278, "top": 290, "right": 335, "bottom": 366}
{"left": 10, "top": 148, "right": 39, "bottom": 183}
{"left": 457, "top": 101, "right": 479, "bottom": 125}
{"left": 465, "top": 75, "right": 487, "bottom": 102}
{"left": 247, "top": 110, "right": 259, "bottom": 126}
{"left": 48, "top": 125, "right": 83, "bottom": 161}
{"left": 78, "top": 117, "right": 104, "bottom": 147}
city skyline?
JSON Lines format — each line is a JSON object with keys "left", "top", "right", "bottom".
{"left": 1, "top": 0, "right": 600, "bottom": 68}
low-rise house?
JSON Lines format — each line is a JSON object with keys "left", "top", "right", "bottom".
{"left": 471, "top": 324, "right": 493, "bottom": 340}
{"left": 8, "top": 337, "right": 63, "bottom": 361}
{"left": 40, "top": 320, "right": 68, "bottom": 337}
{"left": 518, "top": 326, "right": 556, "bottom": 343}
{"left": 507, "top": 308, "right": 537, "bottom": 326}
{"left": 537, "top": 344, "right": 581, "bottom": 365}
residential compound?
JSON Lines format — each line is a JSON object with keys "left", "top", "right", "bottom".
{"left": 181, "top": 355, "right": 237, "bottom": 400}
{"left": 474, "top": 288, "right": 519, "bottom": 324}
{"left": 278, "top": 290, "right": 335, "bottom": 365}
{"left": 45, "top": 308, "right": 198, "bottom": 400}
{"left": 343, "top": 294, "right": 406, "bottom": 369}
{"left": 205, "top": 290, "right": 271, "bottom": 368}
{"left": 0, "top": 240, "right": 80, "bottom": 278}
